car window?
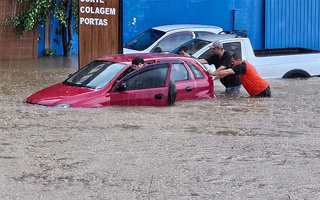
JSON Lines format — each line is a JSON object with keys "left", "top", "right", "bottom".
{"left": 198, "top": 48, "right": 214, "bottom": 60}
{"left": 223, "top": 42, "right": 242, "bottom": 55}
{"left": 114, "top": 65, "right": 169, "bottom": 91}
{"left": 170, "top": 38, "right": 211, "bottom": 55}
{"left": 123, "top": 28, "right": 165, "bottom": 51}
{"left": 194, "top": 31, "right": 216, "bottom": 37}
{"left": 170, "top": 63, "right": 190, "bottom": 82}
{"left": 113, "top": 66, "right": 135, "bottom": 85}
{"left": 198, "top": 42, "right": 243, "bottom": 60}
{"left": 63, "top": 61, "right": 126, "bottom": 89}
{"left": 186, "top": 62, "right": 204, "bottom": 79}
{"left": 156, "top": 32, "right": 193, "bottom": 52}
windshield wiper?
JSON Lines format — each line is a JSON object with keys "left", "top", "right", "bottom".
{"left": 62, "top": 81, "right": 95, "bottom": 89}
{"left": 62, "top": 81, "right": 76, "bottom": 86}
{"left": 74, "top": 83, "right": 87, "bottom": 87}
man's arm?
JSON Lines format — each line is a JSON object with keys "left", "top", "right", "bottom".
{"left": 215, "top": 65, "right": 226, "bottom": 71}
{"left": 211, "top": 68, "right": 235, "bottom": 80}
{"left": 207, "top": 65, "right": 226, "bottom": 75}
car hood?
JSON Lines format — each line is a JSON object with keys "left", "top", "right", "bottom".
{"left": 26, "top": 83, "right": 95, "bottom": 106}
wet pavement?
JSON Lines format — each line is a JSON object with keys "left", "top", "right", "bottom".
{"left": 1, "top": 56, "right": 320, "bottom": 200}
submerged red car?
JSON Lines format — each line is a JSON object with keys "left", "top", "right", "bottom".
{"left": 25, "top": 54, "right": 215, "bottom": 107}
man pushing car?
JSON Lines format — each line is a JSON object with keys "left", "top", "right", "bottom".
{"left": 208, "top": 52, "right": 271, "bottom": 98}
{"left": 199, "top": 41, "right": 242, "bottom": 95}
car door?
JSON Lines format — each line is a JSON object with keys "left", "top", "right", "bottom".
{"left": 185, "top": 61, "right": 214, "bottom": 99}
{"left": 158, "top": 59, "right": 198, "bottom": 101}
{"left": 110, "top": 63, "right": 173, "bottom": 106}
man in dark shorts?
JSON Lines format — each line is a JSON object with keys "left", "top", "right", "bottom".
{"left": 199, "top": 41, "right": 242, "bottom": 94}
{"left": 210, "top": 53, "right": 271, "bottom": 97}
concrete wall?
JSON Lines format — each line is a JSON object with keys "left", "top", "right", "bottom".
{"left": 0, "top": 0, "right": 37, "bottom": 60}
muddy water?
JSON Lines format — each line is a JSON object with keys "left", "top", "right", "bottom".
{"left": 1, "top": 56, "right": 320, "bottom": 200}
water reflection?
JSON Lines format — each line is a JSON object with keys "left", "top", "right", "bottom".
{"left": 37, "top": 55, "right": 79, "bottom": 69}
{"left": 0, "top": 56, "right": 78, "bottom": 97}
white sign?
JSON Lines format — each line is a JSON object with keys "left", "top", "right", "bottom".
{"left": 80, "top": 1, "right": 116, "bottom": 26}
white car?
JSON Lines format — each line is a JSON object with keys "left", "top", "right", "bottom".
{"left": 123, "top": 24, "right": 223, "bottom": 54}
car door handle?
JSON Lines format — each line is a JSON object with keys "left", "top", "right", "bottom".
{"left": 185, "top": 86, "right": 193, "bottom": 92}
{"left": 155, "top": 94, "right": 164, "bottom": 99}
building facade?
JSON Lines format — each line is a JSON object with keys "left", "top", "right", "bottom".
{"left": 2, "top": 0, "right": 319, "bottom": 58}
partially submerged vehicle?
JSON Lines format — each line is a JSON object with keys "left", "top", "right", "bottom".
{"left": 25, "top": 54, "right": 215, "bottom": 108}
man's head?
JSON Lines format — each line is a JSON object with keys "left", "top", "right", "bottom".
{"left": 231, "top": 53, "right": 243, "bottom": 67}
{"left": 131, "top": 56, "right": 144, "bottom": 69}
{"left": 210, "top": 41, "right": 224, "bottom": 56}
{"left": 178, "top": 46, "right": 191, "bottom": 57}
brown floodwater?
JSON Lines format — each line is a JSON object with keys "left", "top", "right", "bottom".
{"left": 1, "top": 56, "right": 320, "bottom": 200}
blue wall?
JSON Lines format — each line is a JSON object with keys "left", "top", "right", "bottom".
{"left": 37, "top": 0, "right": 266, "bottom": 55}
{"left": 38, "top": 25, "right": 45, "bottom": 56}
{"left": 123, "top": 0, "right": 265, "bottom": 48}
{"left": 50, "top": 15, "right": 79, "bottom": 55}
{"left": 265, "top": 0, "right": 320, "bottom": 49}
{"left": 38, "top": 0, "right": 320, "bottom": 55}
{"left": 38, "top": 14, "right": 79, "bottom": 56}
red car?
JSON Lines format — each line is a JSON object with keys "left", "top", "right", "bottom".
{"left": 25, "top": 54, "right": 215, "bottom": 107}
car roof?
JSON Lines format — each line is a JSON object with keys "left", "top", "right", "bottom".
{"left": 151, "top": 24, "right": 223, "bottom": 32}
{"left": 193, "top": 33, "right": 241, "bottom": 42}
{"left": 97, "top": 53, "right": 194, "bottom": 63}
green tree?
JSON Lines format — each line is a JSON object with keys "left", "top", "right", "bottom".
{"left": 5, "top": 0, "right": 78, "bottom": 57}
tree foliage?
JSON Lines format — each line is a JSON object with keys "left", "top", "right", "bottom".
{"left": 5, "top": 0, "right": 79, "bottom": 56}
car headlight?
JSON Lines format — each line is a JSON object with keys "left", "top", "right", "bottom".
{"left": 54, "top": 104, "right": 71, "bottom": 108}
{"left": 23, "top": 98, "right": 27, "bottom": 103}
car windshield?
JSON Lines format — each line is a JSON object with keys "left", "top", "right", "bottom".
{"left": 170, "top": 38, "right": 211, "bottom": 55}
{"left": 63, "top": 60, "right": 127, "bottom": 89}
{"left": 123, "top": 28, "right": 165, "bottom": 51}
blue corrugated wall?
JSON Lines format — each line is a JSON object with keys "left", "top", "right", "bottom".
{"left": 265, "top": 0, "right": 320, "bottom": 49}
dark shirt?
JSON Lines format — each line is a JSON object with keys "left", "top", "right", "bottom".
{"left": 206, "top": 51, "right": 241, "bottom": 88}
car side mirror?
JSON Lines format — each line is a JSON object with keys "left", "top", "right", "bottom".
{"left": 118, "top": 82, "right": 127, "bottom": 91}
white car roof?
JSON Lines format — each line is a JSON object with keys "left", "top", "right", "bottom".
{"left": 194, "top": 34, "right": 240, "bottom": 41}
{"left": 152, "top": 24, "right": 223, "bottom": 32}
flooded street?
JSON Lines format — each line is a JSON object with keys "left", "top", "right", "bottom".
{"left": 1, "top": 56, "right": 320, "bottom": 200}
